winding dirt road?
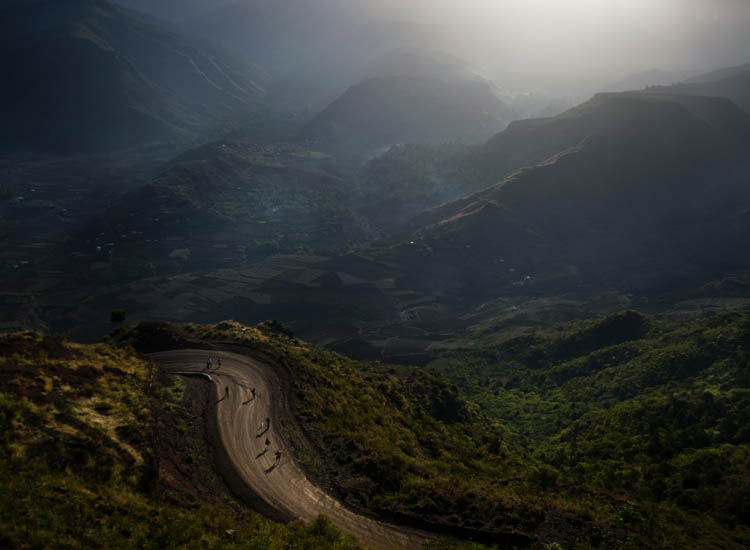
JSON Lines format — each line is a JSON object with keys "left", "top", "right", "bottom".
{"left": 152, "top": 349, "right": 431, "bottom": 550}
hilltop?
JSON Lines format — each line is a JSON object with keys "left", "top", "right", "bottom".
{"left": 300, "top": 75, "right": 513, "bottom": 156}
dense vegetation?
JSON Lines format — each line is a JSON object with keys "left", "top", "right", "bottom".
{"left": 3, "top": 311, "right": 749, "bottom": 549}
{"left": 0, "top": 331, "right": 361, "bottom": 549}
{"left": 431, "top": 310, "right": 750, "bottom": 546}
{"left": 123, "top": 315, "right": 750, "bottom": 549}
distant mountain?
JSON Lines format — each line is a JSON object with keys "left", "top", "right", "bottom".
{"left": 180, "top": 0, "right": 365, "bottom": 79}
{"left": 604, "top": 68, "right": 699, "bottom": 92}
{"left": 387, "top": 89, "right": 750, "bottom": 296}
{"left": 0, "top": 0, "right": 265, "bottom": 153}
{"left": 605, "top": 64, "right": 750, "bottom": 113}
{"left": 476, "top": 64, "right": 750, "bottom": 181}
{"left": 299, "top": 75, "right": 514, "bottom": 155}
{"left": 175, "top": 0, "right": 445, "bottom": 104}
{"left": 685, "top": 63, "right": 750, "bottom": 84}
{"left": 653, "top": 63, "right": 750, "bottom": 113}
{"left": 358, "top": 48, "right": 478, "bottom": 81}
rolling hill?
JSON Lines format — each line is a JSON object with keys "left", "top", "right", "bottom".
{"left": 89, "top": 139, "right": 371, "bottom": 279}
{"left": 5, "top": 62, "right": 750, "bottom": 363}
{"left": 0, "top": 0, "right": 266, "bottom": 153}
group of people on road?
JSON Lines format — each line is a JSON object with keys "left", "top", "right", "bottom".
{"left": 259, "top": 418, "right": 282, "bottom": 464}
{"left": 203, "top": 355, "right": 283, "bottom": 466}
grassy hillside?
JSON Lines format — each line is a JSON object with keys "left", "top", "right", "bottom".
{"left": 0, "top": 331, "right": 361, "bottom": 549}
{"left": 430, "top": 310, "right": 750, "bottom": 546}
{"left": 123, "top": 316, "right": 750, "bottom": 549}
{"left": 3, "top": 315, "right": 749, "bottom": 548}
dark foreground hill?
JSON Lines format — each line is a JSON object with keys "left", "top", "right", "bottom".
{"left": 0, "top": 0, "right": 265, "bottom": 153}
{"left": 2, "top": 313, "right": 749, "bottom": 549}
{"left": 300, "top": 75, "right": 513, "bottom": 155}
{"left": 0, "top": 329, "right": 362, "bottom": 549}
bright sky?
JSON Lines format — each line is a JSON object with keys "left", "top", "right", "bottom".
{"left": 116, "top": 0, "right": 750, "bottom": 93}
{"left": 374, "top": 0, "right": 750, "bottom": 89}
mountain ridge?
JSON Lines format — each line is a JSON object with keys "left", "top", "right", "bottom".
{"left": 300, "top": 74, "right": 513, "bottom": 155}
{"left": 0, "top": 0, "right": 266, "bottom": 152}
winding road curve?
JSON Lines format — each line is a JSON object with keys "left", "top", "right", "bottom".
{"left": 152, "top": 349, "right": 432, "bottom": 550}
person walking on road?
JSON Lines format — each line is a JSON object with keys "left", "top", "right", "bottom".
{"left": 251, "top": 387, "right": 257, "bottom": 399}
{"left": 206, "top": 356, "right": 212, "bottom": 370}
{"left": 225, "top": 386, "right": 230, "bottom": 398}
{"left": 274, "top": 450, "right": 282, "bottom": 464}
{"left": 259, "top": 417, "right": 270, "bottom": 432}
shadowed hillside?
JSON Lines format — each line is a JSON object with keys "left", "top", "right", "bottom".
{"left": 476, "top": 82, "right": 750, "bottom": 179}
{"left": 0, "top": 0, "right": 265, "bottom": 153}
{"left": 89, "top": 139, "right": 371, "bottom": 278}
{"left": 381, "top": 90, "right": 750, "bottom": 298}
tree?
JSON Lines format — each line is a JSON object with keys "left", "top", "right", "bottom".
{"left": 110, "top": 310, "right": 127, "bottom": 325}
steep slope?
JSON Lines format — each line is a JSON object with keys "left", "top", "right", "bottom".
{"left": 0, "top": 0, "right": 265, "bottom": 153}
{"left": 0, "top": 330, "right": 363, "bottom": 549}
{"left": 300, "top": 75, "right": 513, "bottom": 154}
{"left": 385, "top": 90, "right": 750, "bottom": 297}
{"left": 179, "top": 0, "right": 442, "bottom": 95}
{"left": 476, "top": 64, "right": 750, "bottom": 181}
